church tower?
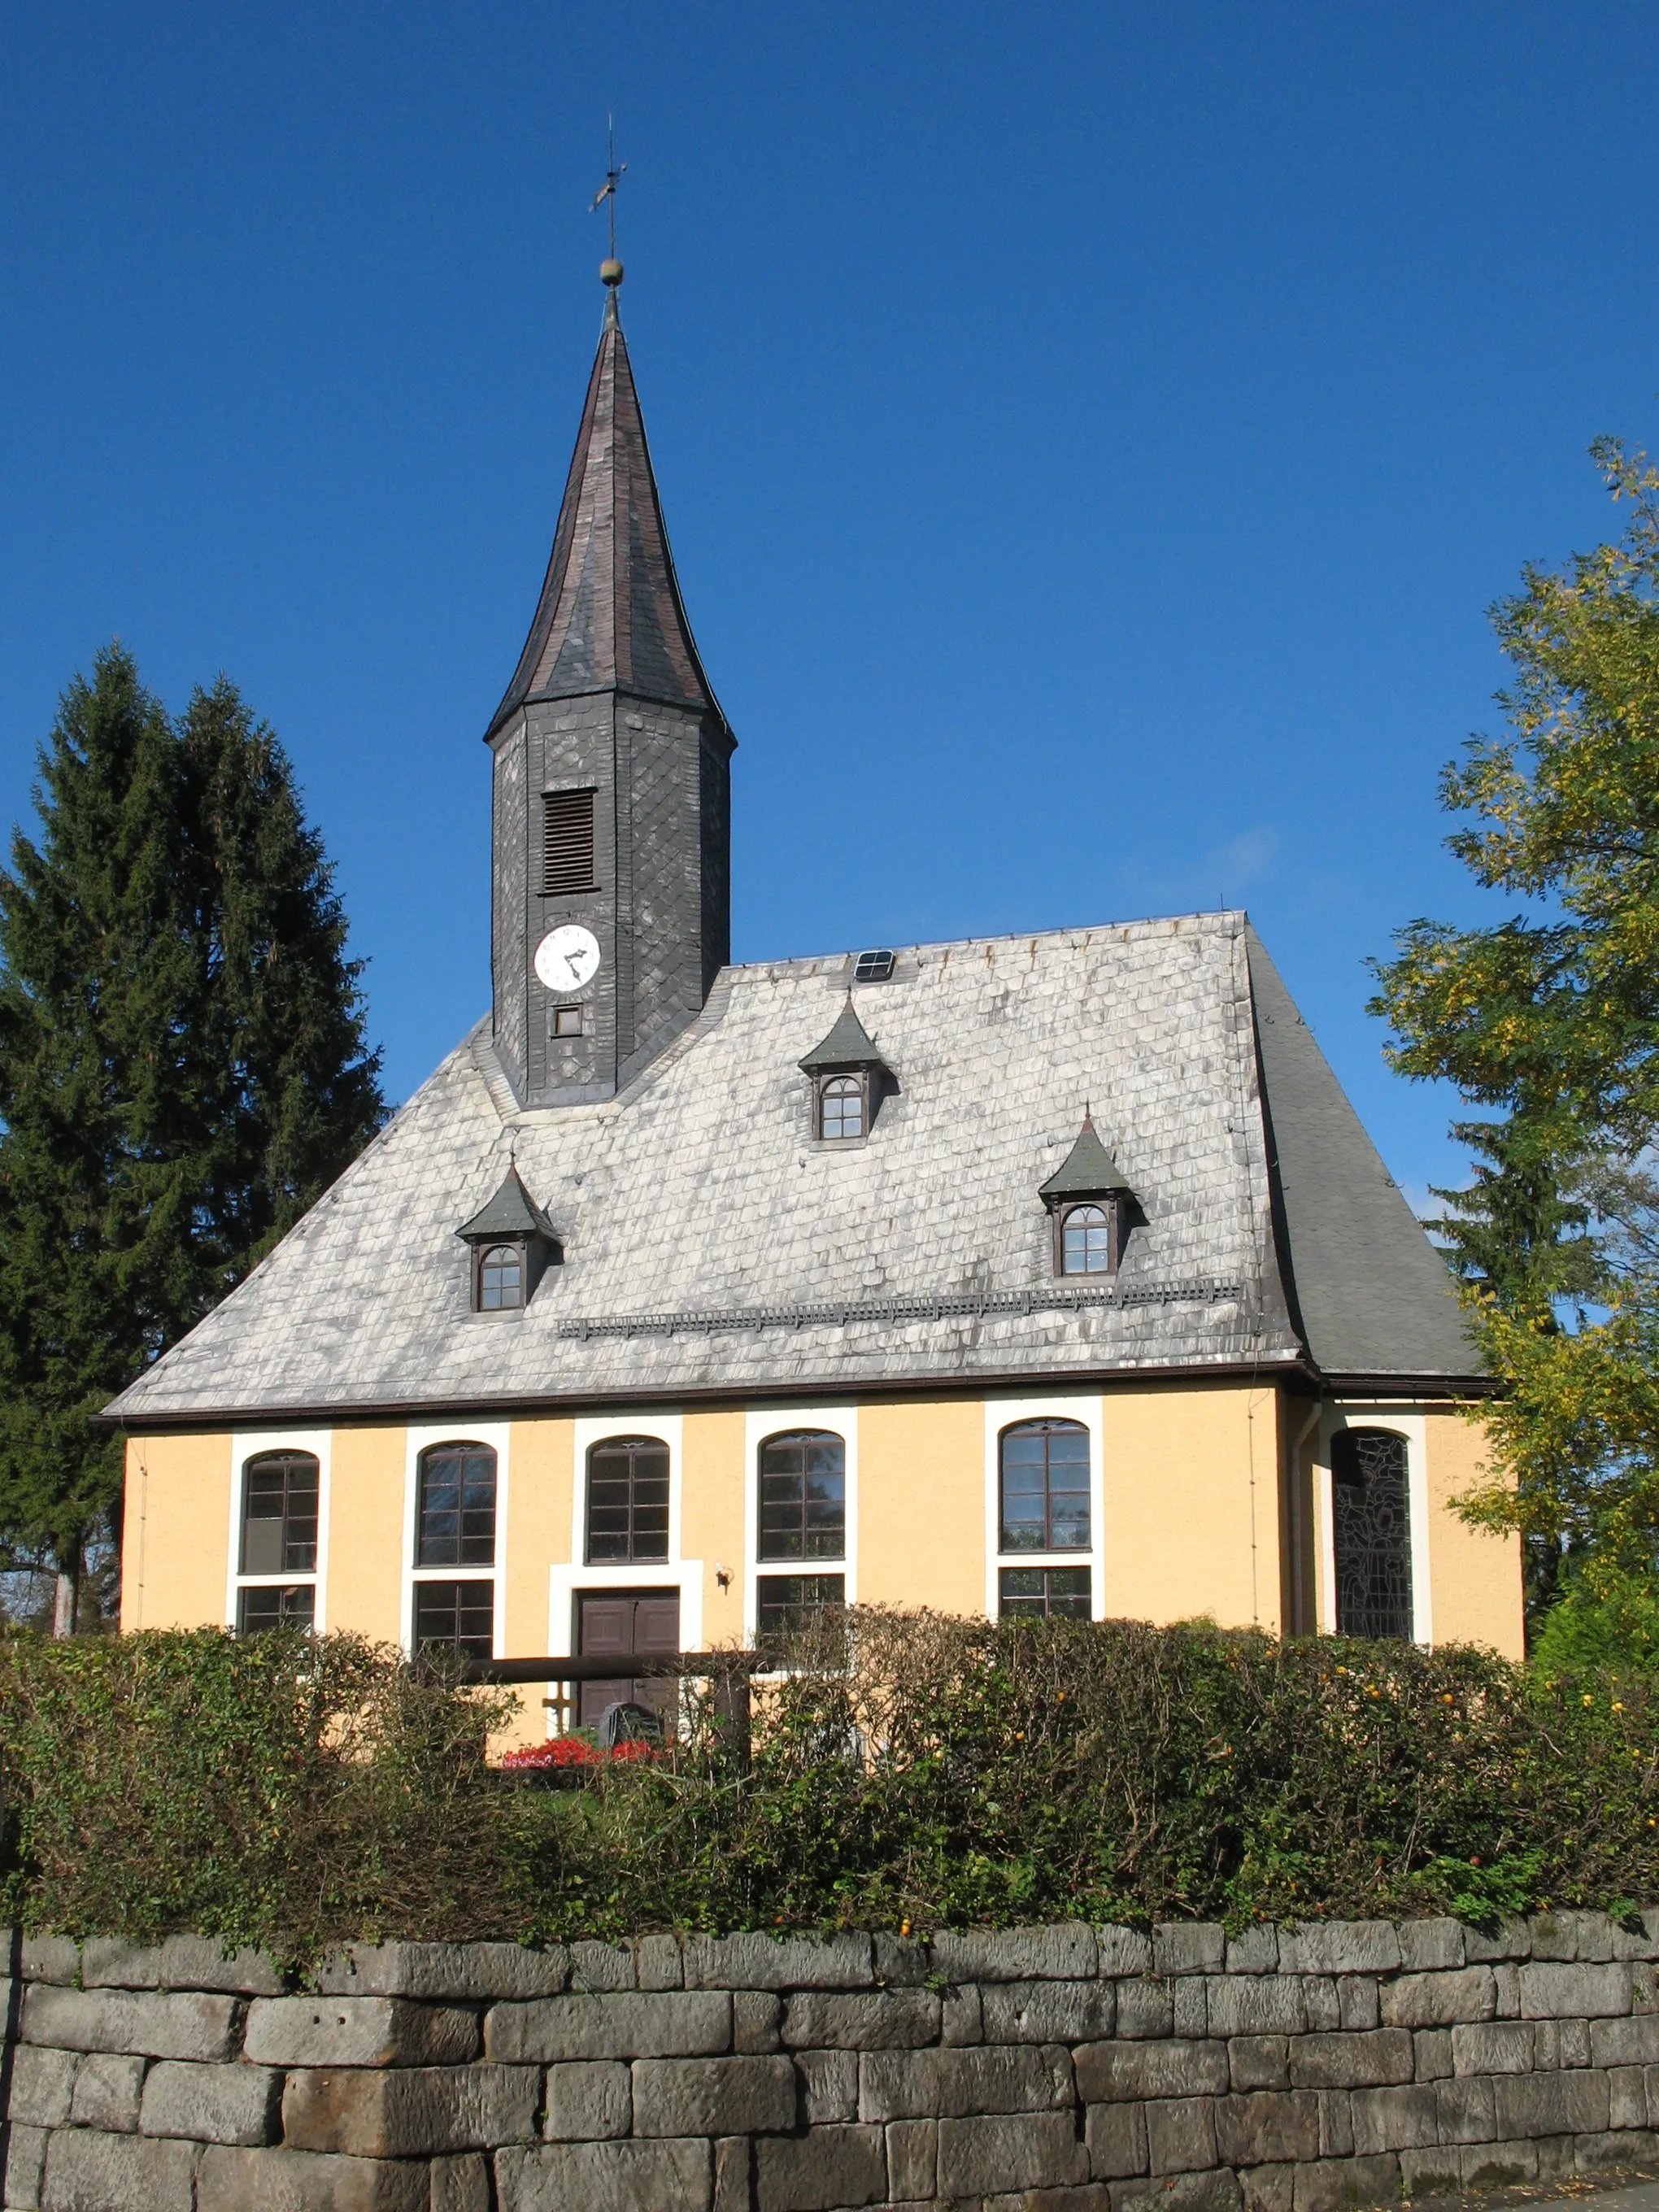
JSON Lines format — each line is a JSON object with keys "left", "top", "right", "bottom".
{"left": 484, "top": 271, "right": 734, "bottom": 1108}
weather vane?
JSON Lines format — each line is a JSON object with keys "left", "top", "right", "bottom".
{"left": 592, "top": 115, "right": 625, "bottom": 288}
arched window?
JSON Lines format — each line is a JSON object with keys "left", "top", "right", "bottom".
{"left": 1332, "top": 1428, "right": 1413, "bottom": 1639}
{"left": 586, "top": 1436, "right": 671, "bottom": 1564}
{"left": 1060, "top": 1204, "right": 1111, "bottom": 1276}
{"left": 417, "top": 1443, "right": 497, "bottom": 1566}
{"left": 820, "top": 1076, "right": 864, "bottom": 1142}
{"left": 999, "top": 1419, "right": 1091, "bottom": 1552}
{"left": 241, "top": 1452, "right": 319, "bottom": 1576}
{"left": 759, "top": 1430, "right": 846, "bottom": 1560}
{"left": 478, "top": 1245, "right": 523, "bottom": 1311}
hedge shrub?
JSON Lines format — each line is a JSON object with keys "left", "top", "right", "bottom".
{"left": 2, "top": 1613, "right": 1656, "bottom": 1957}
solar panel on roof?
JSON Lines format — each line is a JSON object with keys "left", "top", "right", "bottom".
{"left": 853, "top": 949, "right": 896, "bottom": 982}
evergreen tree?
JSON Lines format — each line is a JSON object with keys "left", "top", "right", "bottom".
{"left": 0, "top": 647, "right": 385, "bottom": 1623}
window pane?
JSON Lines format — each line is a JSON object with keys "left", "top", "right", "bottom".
{"left": 999, "top": 1421, "right": 1091, "bottom": 1553}
{"left": 821, "top": 1078, "right": 863, "bottom": 1140}
{"left": 418, "top": 1446, "right": 497, "bottom": 1567}
{"left": 241, "top": 1453, "right": 319, "bottom": 1575}
{"left": 586, "top": 1439, "right": 670, "bottom": 1564}
{"left": 1332, "top": 1430, "right": 1413, "bottom": 1639}
{"left": 759, "top": 1431, "right": 845, "bottom": 1561}
{"left": 480, "top": 1246, "right": 522, "bottom": 1311}
{"left": 756, "top": 1574, "right": 845, "bottom": 1635}
{"left": 414, "top": 1579, "right": 494, "bottom": 1661}
{"left": 237, "top": 1583, "right": 315, "bottom": 1635}
{"left": 999, "top": 1566, "right": 1091, "bottom": 1620}
{"left": 1063, "top": 1204, "right": 1111, "bottom": 1276}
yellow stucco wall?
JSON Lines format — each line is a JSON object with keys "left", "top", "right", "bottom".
{"left": 505, "top": 1417, "right": 573, "bottom": 1653}
{"left": 324, "top": 1426, "right": 406, "bottom": 1645}
{"left": 858, "top": 1397, "right": 985, "bottom": 1614}
{"left": 1423, "top": 1405, "right": 1523, "bottom": 1660}
{"left": 121, "top": 1431, "right": 232, "bottom": 1633}
{"left": 681, "top": 1409, "right": 747, "bottom": 1649}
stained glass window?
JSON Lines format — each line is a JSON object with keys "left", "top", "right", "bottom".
{"left": 1332, "top": 1428, "right": 1413, "bottom": 1639}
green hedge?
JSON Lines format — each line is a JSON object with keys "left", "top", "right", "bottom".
{"left": 2, "top": 1613, "right": 1656, "bottom": 1958}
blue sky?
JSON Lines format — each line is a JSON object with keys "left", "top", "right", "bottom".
{"left": 3, "top": 5, "right": 1657, "bottom": 1209}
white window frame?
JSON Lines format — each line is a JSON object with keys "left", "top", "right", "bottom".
{"left": 547, "top": 1413, "right": 703, "bottom": 1669}
{"left": 403, "top": 1420, "right": 512, "bottom": 1660}
{"left": 744, "top": 1405, "right": 858, "bottom": 1643}
{"left": 1314, "top": 1404, "right": 1432, "bottom": 1648}
{"left": 984, "top": 1394, "right": 1105, "bottom": 1622}
{"left": 227, "top": 1428, "right": 332, "bottom": 1634}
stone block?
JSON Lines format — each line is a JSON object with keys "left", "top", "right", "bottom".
{"left": 734, "top": 1990, "right": 782, "bottom": 2053}
{"left": 245, "top": 1997, "right": 477, "bottom": 2068}
{"left": 682, "top": 1931, "right": 873, "bottom": 1991}
{"left": 1610, "top": 2066, "right": 1648, "bottom": 2130}
{"left": 431, "top": 2154, "right": 492, "bottom": 2212}
{"left": 871, "top": 1931, "right": 930, "bottom": 1987}
{"left": 41, "top": 2127, "right": 199, "bottom": 2212}
{"left": 886, "top": 2117, "right": 938, "bottom": 2201}
{"left": 22, "top": 1984, "right": 239, "bottom": 2062}
{"left": 1535, "top": 2131, "right": 1577, "bottom": 2179}
{"left": 1087, "top": 2101, "right": 1150, "bottom": 2176}
{"left": 1647, "top": 2062, "right": 1659, "bottom": 2124}
{"left": 1492, "top": 2067, "right": 1611, "bottom": 2138}
{"left": 21, "top": 1935, "right": 79, "bottom": 1985}
{"left": 937, "top": 2109, "right": 1089, "bottom": 2196}
{"left": 1240, "top": 2162, "right": 1295, "bottom": 2212}
{"left": 312, "top": 1942, "right": 568, "bottom": 2003}
{"left": 637, "top": 1934, "right": 684, "bottom": 1991}
{"left": 1578, "top": 2128, "right": 1659, "bottom": 2171}
{"left": 1098, "top": 1927, "right": 1155, "bottom": 1978}
{"left": 782, "top": 1989, "right": 939, "bottom": 2049}
{"left": 1336, "top": 1979, "right": 1378, "bottom": 2032}
{"left": 859, "top": 2041, "right": 1073, "bottom": 2121}
{"left": 1290, "top": 2153, "right": 1400, "bottom": 2212}
{"left": 564, "top": 1943, "right": 634, "bottom": 1993}
{"left": 1278, "top": 1924, "right": 1400, "bottom": 1977}
{"left": 1462, "top": 1917, "right": 1532, "bottom": 1963}
{"left": 1348, "top": 2083, "right": 1437, "bottom": 2152}
{"left": 281, "top": 2064, "right": 541, "bottom": 2157}
{"left": 754, "top": 2123, "right": 886, "bottom": 2210}
{"left": 81, "top": 1935, "right": 284, "bottom": 1996}
{"left": 986, "top": 2188, "right": 1111, "bottom": 2211}
{"left": 1226, "top": 1927, "right": 1278, "bottom": 1976}
{"left": 11, "top": 2043, "right": 80, "bottom": 2127}
{"left": 1595, "top": 2014, "right": 1659, "bottom": 2068}
{"left": 1399, "top": 2147, "right": 1462, "bottom": 2197}
{"left": 1559, "top": 1910, "right": 1617, "bottom": 1963}
{"left": 1113, "top": 2167, "right": 1242, "bottom": 2212}
{"left": 1461, "top": 2139, "right": 1537, "bottom": 2187}
{"left": 712, "top": 2136, "right": 749, "bottom": 2212}
{"left": 1535, "top": 2020, "right": 1561, "bottom": 2069}
{"left": 1378, "top": 1966, "right": 1496, "bottom": 2029}
{"left": 940, "top": 1982, "right": 982, "bottom": 2044}
{"left": 933, "top": 1924, "right": 1098, "bottom": 1982}
{"left": 196, "top": 2144, "right": 444, "bottom": 2210}
{"left": 1302, "top": 1980, "right": 1341, "bottom": 2033}
{"left": 494, "top": 2139, "right": 712, "bottom": 2212}
{"left": 1147, "top": 2096, "right": 1218, "bottom": 2173}
{"left": 1213, "top": 2091, "right": 1321, "bottom": 2166}
{"left": 543, "top": 2058, "right": 631, "bottom": 2140}
{"left": 796, "top": 2047, "right": 858, "bottom": 2123}
{"left": 1396, "top": 1918, "right": 1465, "bottom": 1973}
{"left": 1529, "top": 1912, "right": 1577, "bottom": 1962}
{"left": 1175, "top": 1978, "right": 1209, "bottom": 2038}
{"left": 1518, "top": 1961, "right": 1632, "bottom": 2018}
{"left": 1287, "top": 2031, "right": 1413, "bottom": 2090}
{"left": 1560, "top": 2015, "right": 1592, "bottom": 2067}
{"left": 983, "top": 1979, "right": 1114, "bottom": 2044}
{"left": 1453, "top": 2019, "right": 1534, "bottom": 2074}
{"left": 68, "top": 2051, "right": 146, "bottom": 2132}
{"left": 1413, "top": 2029, "right": 1452, "bottom": 2080}
{"left": 140, "top": 2058, "right": 282, "bottom": 2145}
{"left": 486, "top": 1991, "right": 731, "bottom": 2062}
{"left": 1154, "top": 1925, "right": 1226, "bottom": 1977}
{"left": 4, "top": 2123, "right": 46, "bottom": 2212}
{"left": 1116, "top": 1979, "right": 1177, "bottom": 2039}
{"left": 1229, "top": 2038, "right": 1288, "bottom": 2092}
{"left": 1317, "top": 2091, "right": 1352, "bottom": 2158}
{"left": 632, "top": 2053, "right": 798, "bottom": 2136}
{"left": 1613, "top": 1914, "right": 1659, "bottom": 1962}
{"left": 1076, "top": 2040, "right": 1230, "bottom": 2103}
{"left": 1204, "top": 1978, "right": 1305, "bottom": 2039}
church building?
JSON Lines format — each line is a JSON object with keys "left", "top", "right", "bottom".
{"left": 107, "top": 265, "right": 1523, "bottom": 1726}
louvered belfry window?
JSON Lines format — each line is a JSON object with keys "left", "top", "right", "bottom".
{"left": 542, "top": 788, "right": 596, "bottom": 896}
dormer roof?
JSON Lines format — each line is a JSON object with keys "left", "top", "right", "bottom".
{"left": 455, "top": 1165, "right": 557, "bottom": 1246}
{"left": 1039, "top": 1114, "right": 1134, "bottom": 1202}
{"left": 799, "top": 998, "right": 887, "bottom": 1075}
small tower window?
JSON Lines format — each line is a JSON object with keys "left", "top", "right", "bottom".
{"left": 542, "top": 788, "right": 596, "bottom": 896}
{"left": 1060, "top": 1204, "right": 1112, "bottom": 1276}
{"left": 551, "top": 1004, "right": 584, "bottom": 1038}
{"left": 819, "top": 1075, "right": 865, "bottom": 1143}
{"left": 478, "top": 1245, "right": 523, "bottom": 1311}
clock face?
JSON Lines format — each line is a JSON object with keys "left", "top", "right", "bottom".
{"left": 534, "top": 925, "right": 602, "bottom": 994}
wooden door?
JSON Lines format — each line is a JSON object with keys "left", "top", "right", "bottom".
{"left": 577, "top": 1589, "right": 681, "bottom": 1729}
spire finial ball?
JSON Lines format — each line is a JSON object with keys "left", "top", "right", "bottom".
{"left": 600, "top": 257, "right": 624, "bottom": 288}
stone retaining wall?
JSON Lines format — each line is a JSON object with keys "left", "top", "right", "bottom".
{"left": 7, "top": 1914, "right": 1659, "bottom": 2210}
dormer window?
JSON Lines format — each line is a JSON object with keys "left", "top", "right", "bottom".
{"left": 1039, "top": 1113, "right": 1138, "bottom": 1280}
{"left": 456, "top": 1165, "right": 560, "bottom": 1313}
{"left": 799, "top": 997, "right": 893, "bottom": 1146}
{"left": 853, "top": 948, "right": 895, "bottom": 983}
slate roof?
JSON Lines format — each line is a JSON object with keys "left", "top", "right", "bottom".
{"left": 1039, "top": 1115, "right": 1134, "bottom": 1200}
{"left": 799, "top": 999, "right": 887, "bottom": 1073}
{"left": 485, "top": 293, "right": 725, "bottom": 741}
{"left": 106, "top": 912, "right": 1478, "bottom": 1428}
{"left": 455, "top": 1165, "right": 557, "bottom": 1245}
